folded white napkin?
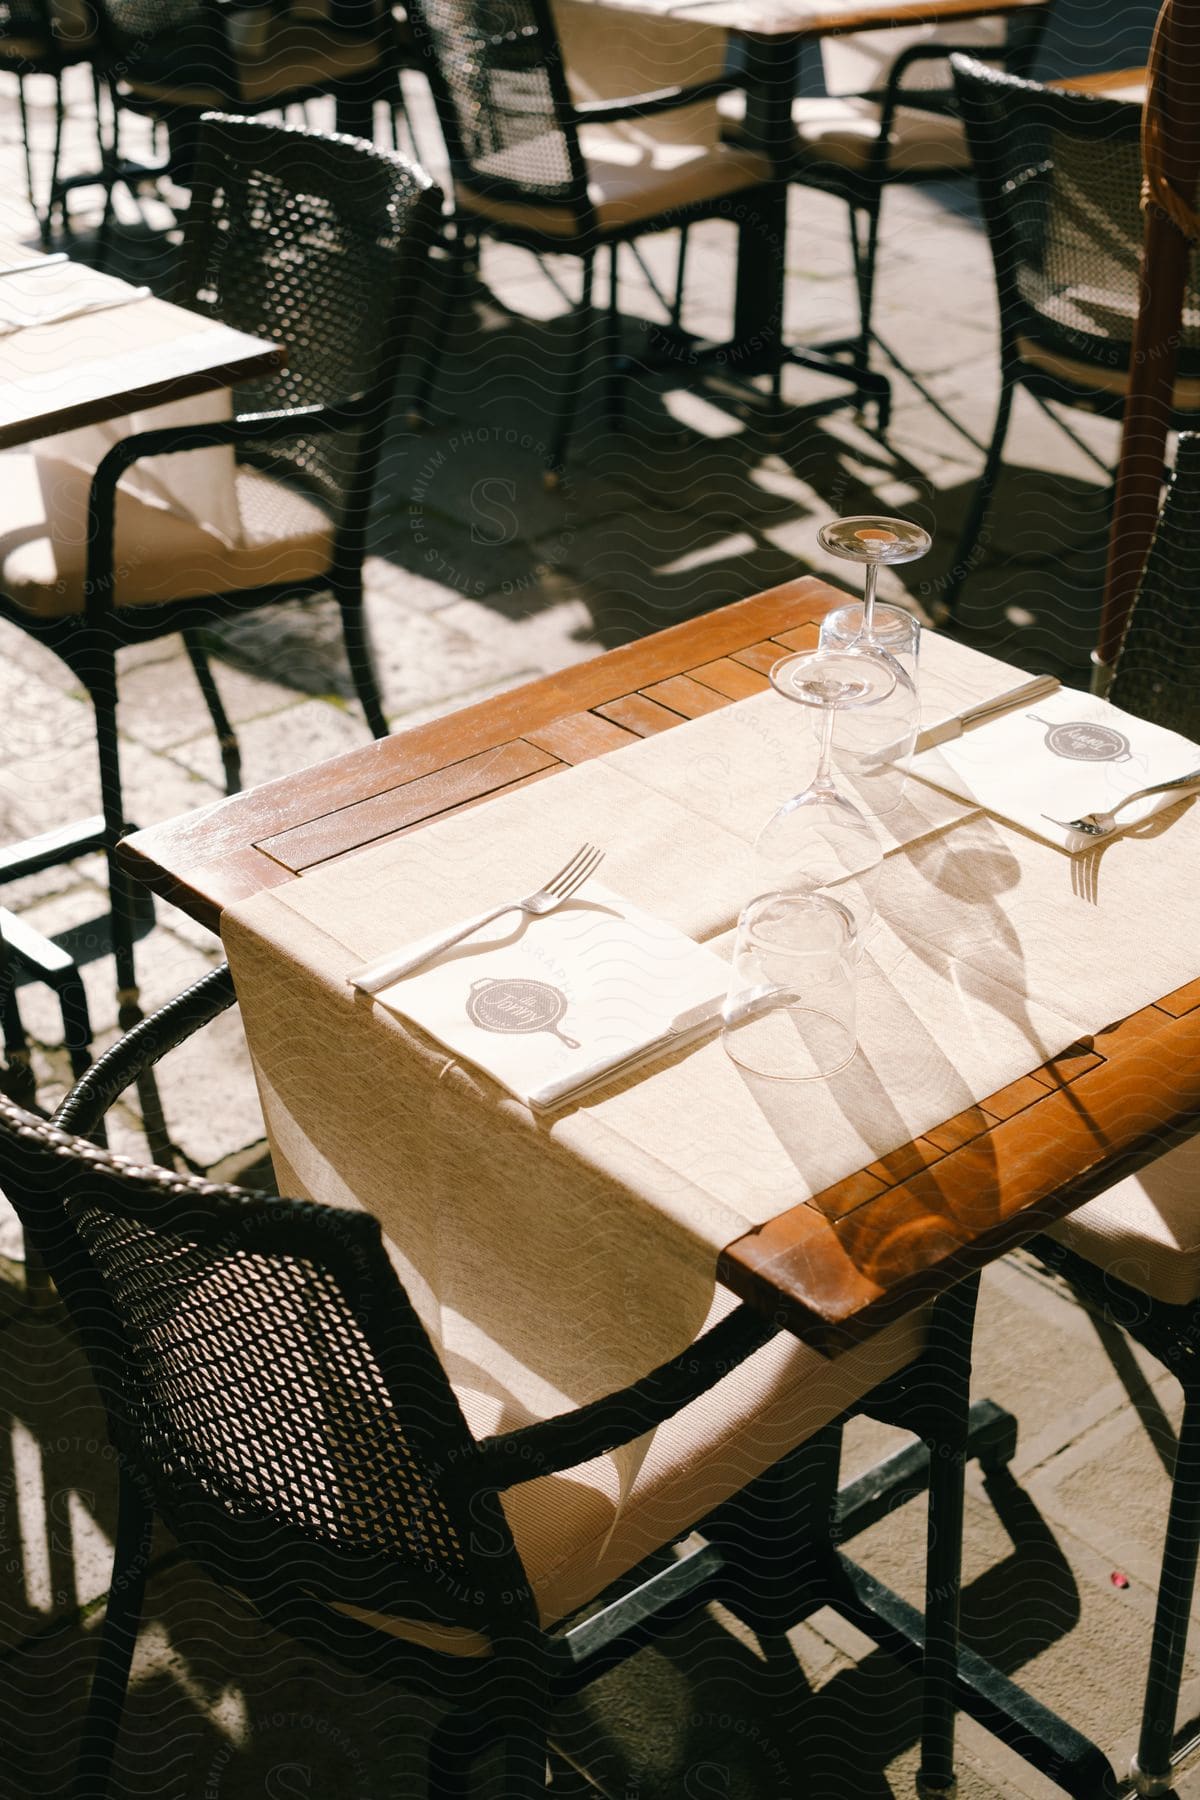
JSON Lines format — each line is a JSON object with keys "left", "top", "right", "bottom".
{"left": 370, "top": 882, "right": 729, "bottom": 1110}
{"left": 0, "top": 264, "right": 143, "bottom": 333}
{"left": 908, "top": 686, "right": 1200, "bottom": 851}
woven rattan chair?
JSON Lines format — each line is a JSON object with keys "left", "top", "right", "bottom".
{"left": 0, "top": 962, "right": 1051, "bottom": 1798}
{"left": 939, "top": 56, "right": 1200, "bottom": 619}
{"left": 1027, "top": 433, "right": 1200, "bottom": 1799}
{"left": 0, "top": 116, "right": 439, "bottom": 1086}
{"left": 406, "top": 0, "right": 772, "bottom": 481}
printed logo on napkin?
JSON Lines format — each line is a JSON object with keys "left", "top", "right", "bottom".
{"left": 908, "top": 687, "right": 1200, "bottom": 852}
{"left": 373, "top": 882, "right": 728, "bottom": 1107}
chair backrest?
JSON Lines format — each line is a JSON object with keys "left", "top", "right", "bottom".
{"left": 89, "top": 0, "right": 232, "bottom": 87}
{"left": 175, "top": 114, "right": 443, "bottom": 538}
{"left": 1109, "top": 432, "right": 1200, "bottom": 739}
{"left": 952, "top": 56, "right": 1200, "bottom": 376}
{"left": 408, "top": 0, "right": 590, "bottom": 216}
{"left": 553, "top": 0, "right": 727, "bottom": 149}
{"left": 0, "top": 1090, "right": 535, "bottom": 1640}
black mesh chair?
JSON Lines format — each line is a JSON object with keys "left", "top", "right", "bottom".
{"left": 407, "top": 0, "right": 773, "bottom": 481}
{"left": 0, "top": 963, "right": 1056, "bottom": 1799}
{"left": 1028, "top": 433, "right": 1200, "bottom": 1799}
{"left": 90, "top": 0, "right": 396, "bottom": 202}
{"left": 0, "top": 116, "right": 439, "bottom": 1085}
{"left": 940, "top": 56, "right": 1200, "bottom": 618}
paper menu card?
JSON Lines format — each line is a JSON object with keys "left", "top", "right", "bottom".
{"left": 908, "top": 686, "right": 1200, "bottom": 852}
{"left": 372, "top": 883, "right": 729, "bottom": 1110}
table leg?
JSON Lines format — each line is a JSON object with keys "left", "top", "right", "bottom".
{"left": 729, "top": 34, "right": 797, "bottom": 384}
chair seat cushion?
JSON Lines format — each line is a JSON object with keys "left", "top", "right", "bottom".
{"left": 0, "top": 452, "right": 333, "bottom": 617}
{"left": 1016, "top": 336, "right": 1200, "bottom": 412}
{"left": 1047, "top": 1133, "right": 1200, "bottom": 1308}
{"left": 718, "top": 93, "right": 971, "bottom": 176}
{"left": 334, "top": 1289, "right": 930, "bottom": 1653}
{"left": 125, "top": 19, "right": 382, "bottom": 108}
{"left": 455, "top": 133, "right": 771, "bottom": 240}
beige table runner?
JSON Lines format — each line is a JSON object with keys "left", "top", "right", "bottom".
{"left": 222, "top": 631, "right": 1200, "bottom": 1460}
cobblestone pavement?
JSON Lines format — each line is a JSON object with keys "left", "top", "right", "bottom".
{"left": 2, "top": 32, "right": 1198, "bottom": 1800}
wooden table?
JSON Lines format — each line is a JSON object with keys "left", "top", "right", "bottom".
{"left": 121, "top": 578, "right": 1200, "bottom": 1356}
{"left": 0, "top": 245, "right": 282, "bottom": 448}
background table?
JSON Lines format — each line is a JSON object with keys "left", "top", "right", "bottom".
{"left": 0, "top": 243, "right": 282, "bottom": 447}
{"left": 570, "top": 0, "right": 1048, "bottom": 397}
{"left": 121, "top": 577, "right": 1200, "bottom": 1354}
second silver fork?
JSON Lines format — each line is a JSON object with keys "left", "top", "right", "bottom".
{"left": 349, "top": 843, "right": 605, "bottom": 993}
{"left": 1044, "top": 769, "right": 1200, "bottom": 838}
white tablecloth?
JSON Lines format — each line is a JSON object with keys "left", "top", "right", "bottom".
{"left": 221, "top": 627, "right": 1200, "bottom": 1461}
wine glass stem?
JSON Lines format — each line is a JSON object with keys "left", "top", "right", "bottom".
{"left": 863, "top": 562, "right": 878, "bottom": 640}
{"left": 813, "top": 699, "right": 838, "bottom": 792}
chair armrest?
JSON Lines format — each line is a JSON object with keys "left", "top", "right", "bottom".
{"left": 874, "top": 38, "right": 1008, "bottom": 128}
{"left": 53, "top": 965, "right": 237, "bottom": 1137}
{"left": 572, "top": 76, "right": 737, "bottom": 126}
{"left": 466, "top": 1302, "right": 780, "bottom": 1489}
{"left": 82, "top": 399, "right": 356, "bottom": 626}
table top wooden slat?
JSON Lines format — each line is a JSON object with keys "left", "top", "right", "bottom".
{"left": 119, "top": 576, "right": 1200, "bottom": 1350}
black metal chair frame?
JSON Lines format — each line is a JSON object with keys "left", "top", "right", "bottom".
{"left": 939, "top": 56, "right": 1200, "bottom": 620}
{"left": 0, "top": 0, "right": 106, "bottom": 240}
{"left": 0, "top": 958, "right": 1147, "bottom": 1798}
{"left": 1023, "top": 430, "right": 1200, "bottom": 1799}
{"left": 407, "top": 0, "right": 773, "bottom": 481}
{"left": 785, "top": 8, "right": 1051, "bottom": 408}
{"left": 90, "top": 0, "right": 400, "bottom": 220}
{"left": 0, "top": 117, "right": 440, "bottom": 1159}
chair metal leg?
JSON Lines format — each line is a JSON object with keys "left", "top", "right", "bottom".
{"left": 182, "top": 628, "right": 242, "bottom": 795}
{"left": 1131, "top": 1390, "right": 1200, "bottom": 1797}
{"left": 0, "top": 931, "right": 36, "bottom": 1109}
{"left": 605, "top": 242, "right": 624, "bottom": 432}
{"left": 336, "top": 589, "right": 389, "bottom": 739}
{"left": 72, "top": 1468, "right": 154, "bottom": 1800}
{"left": 87, "top": 650, "right": 171, "bottom": 1164}
{"left": 43, "top": 72, "right": 68, "bottom": 243}
{"left": 916, "top": 1275, "right": 981, "bottom": 1800}
{"left": 409, "top": 230, "right": 470, "bottom": 428}
{"left": 937, "top": 369, "right": 1017, "bottom": 622}
{"left": 672, "top": 222, "right": 689, "bottom": 332}
{"left": 850, "top": 193, "right": 887, "bottom": 429}
{"left": 17, "top": 75, "right": 39, "bottom": 232}
{"left": 545, "top": 251, "right": 594, "bottom": 488}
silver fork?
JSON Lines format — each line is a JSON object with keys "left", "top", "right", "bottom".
{"left": 348, "top": 843, "right": 605, "bottom": 993}
{"left": 1043, "top": 769, "right": 1200, "bottom": 838}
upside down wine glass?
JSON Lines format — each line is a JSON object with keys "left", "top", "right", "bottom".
{"left": 817, "top": 517, "right": 931, "bottom": 816}
{"left": 754, "top": 647, "right": 896, "bottom": 941}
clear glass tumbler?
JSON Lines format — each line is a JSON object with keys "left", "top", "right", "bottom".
{"left": 722, "top": 891, "right": 859, "bottom": 1081}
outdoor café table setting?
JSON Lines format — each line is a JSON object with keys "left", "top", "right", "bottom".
{"left": 217, "top": 520, "right": 1200, "bottom": 1535}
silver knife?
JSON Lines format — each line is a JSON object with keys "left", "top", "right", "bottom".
{"left": 916, "top": 673, "right": 1061, "bottom": 752}
{"left": 529, "top": 994, "right": 726, "bottom": 1111}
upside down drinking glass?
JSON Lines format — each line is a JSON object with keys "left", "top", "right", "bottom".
{"left": 817, "top": 516, "right": 930, "bottom": 816}
{"left": 754, "top": 647, "right": 893, "bottom": 944}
